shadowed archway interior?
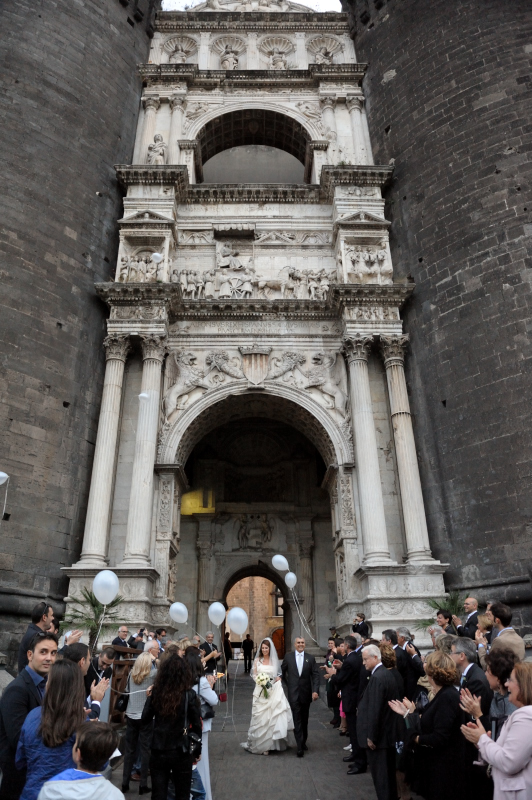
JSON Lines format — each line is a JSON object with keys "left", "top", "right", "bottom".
{"left": 197, "top": 108, "right": 311, "bottom": 170}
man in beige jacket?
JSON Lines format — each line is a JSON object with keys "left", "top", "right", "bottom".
{"left": 477, "top": 601, "right": 525, "bottom": 668}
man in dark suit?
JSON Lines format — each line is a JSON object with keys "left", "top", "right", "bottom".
{"left": 200, "top": 631, "right": 221, "bottom": 675}
{"left": 352, "top": 613, "right": 370, "bottom": 640}
{"left": 356, "top": 644, "right": 398, "bottom": 800}
{"left": 242, "top": 634, "right": 254, "bottom": 673}
{"left": 17, "top": 601, "right": 54, "bottom": 673}
{"left": 0, "top": 632, "right": 58, "bottom": 800}
{"left": 396, "top": 627, "right": 425, "bottom": 700}
{"left": 281, "top": 636, "right": 320, "bottom": 757}
{"left": 84, "top": 647, "right": 115, "bottom": 697}
{"left": 451, "top": 638, "right": 493, "bottom": 726}
{"left": 330, "top": 633, "right": 366, "bottom": 774}
{"left": 452, "top": 596, "right": 479, "bottom": 640}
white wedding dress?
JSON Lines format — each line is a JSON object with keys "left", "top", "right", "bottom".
{"left": 241, "top": 639, "right": 295, "bottom": 754}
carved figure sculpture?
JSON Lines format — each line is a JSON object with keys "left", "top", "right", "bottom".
{"left": 296, "top": 102, "right": 323, "bottom": 134}
{"left": 221, "top": 47, "right": 239, "bottom": 70}
{"left": 240, "top": 269, "right": 253, "bottom": 299}
{"left": 217, "top": 243, "right": 243, "bottom": 270}
{"left": 307, "top": 270, "right": 319, "bottom": 300}
{"left": 268, "top": 351, "right": 306, "bottom": 381}
{"left": 163, "top": 352, "right": 210, "bottom": 419}
{"left": 346, "top": 246, "right": 392, "bottom": 285}
{"left": 315, "top": 46, "right": 333, "bottom": 65}
{"left": 147, "top": 134, "right": 167, "bottom": 166}
{"left": 205, "top": 351, "right": 245, "bottom": 379}
{"left": 179, "top": 269, "right": 188, "bottom": 294}
{"left": 171, "top": 267, "right": 180, "bottom": 284}
{"left": 128, "top": 255, "right": 139, "bottom": 282}
{"left": 269, "top": 48, "right": 287, "bottom": 69}
{"left": 169, "top": 46, "right": 188, "bottom": 64}
{"left": 145, "top": 256, "right": 157, "bottom": 282}
{"left": 119, "top": 256, "right": 129, "bottom": 282}
{"left": 305, "top": 353, "right": 347, "bottom": 417}
{"left": 204, "top": 269, "right": 216, "bottom": 299}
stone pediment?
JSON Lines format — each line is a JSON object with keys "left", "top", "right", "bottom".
{"left": 336, "top": 210, "right": 390, "bottom": 226}
{"left": 118, "top": 210, "right": 174, "bottom": 225}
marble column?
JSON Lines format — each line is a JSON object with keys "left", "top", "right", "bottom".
{"left": 380, "top": 335, "right": 433, "bottom": 561}
{"left": 121, "top": 335, "right": 167, "bottom": 566}
{"left": 347, "top": 95, "right": 367, "bottom": 164}
{"left": 298, "top": 539, "right": 314, "bottom": 626}
{"left": 320, "top": 97, "right": 336, "bottom": 137}
{"left": 76, "top": 335, "right": 131, "bottom": 567}
{"left": 168, "top": 95, "right": 185, "bottom": 164}
{"left": 140, "top": 96, "right": 160, "bottom": 165}
{"left": 342, "top": 335, "right": 392, "bottom": 564}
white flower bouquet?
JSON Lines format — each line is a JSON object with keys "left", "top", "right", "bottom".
{"left": 256, "top": 671, "right": 273, "bottom": 698}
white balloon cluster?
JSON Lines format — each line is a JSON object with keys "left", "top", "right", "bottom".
{"left": 272, "top": 554, "right": 297, "bottom": 589}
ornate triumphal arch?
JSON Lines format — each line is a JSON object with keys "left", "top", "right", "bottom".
{"left": 64, "top": 0, "right": 446, "bottom": 646}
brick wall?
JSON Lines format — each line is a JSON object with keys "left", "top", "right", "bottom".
{"left": 227, "top": 577, "right": 283, "bottom": 646}
{"left": 0, "top": 0, "right": 159, "bottom": 662}
{"left": 344, "top": 0, "right": 532, "bottom": 627}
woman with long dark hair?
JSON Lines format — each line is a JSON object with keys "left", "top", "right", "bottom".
{"left": 15, "top": 660, "right": 87, "bottom": 800}
{"left": 142, "top": 652, "right": 202, "bottom": 800}
{"left": 185, "top": 646, "right": 219, "bottom": 800}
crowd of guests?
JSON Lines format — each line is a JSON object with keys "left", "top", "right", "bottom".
{"left": 0, "top": 602, "right": 225, "bottom": 800}
{"left": 324, "top": 600, "right": 532, "bottom": 800}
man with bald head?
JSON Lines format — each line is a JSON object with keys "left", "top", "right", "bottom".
{"left": 452, "top": 596, "right": 479, "bottom": 639}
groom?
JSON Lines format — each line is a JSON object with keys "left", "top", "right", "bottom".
{"left": 281, "top": 636, "right": 320, "bottom": 757}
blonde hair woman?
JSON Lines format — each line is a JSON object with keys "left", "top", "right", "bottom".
{"left": 122, "top": 652, "right": 157, "bottom": 795}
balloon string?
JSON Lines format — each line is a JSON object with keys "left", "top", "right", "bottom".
{"left": 291, "top": 588, "right": 320, "bottom": 647}
{"left": 0, "top": 478, "right": 9, "bottom": 531}
{"left": 91, "top": 604, "right": 107, "bottom": 657}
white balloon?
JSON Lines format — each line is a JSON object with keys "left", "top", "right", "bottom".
{"left": 285, "top": 572, "right": 297, "bottom": 589}
{"left": 272, "top": 554, "right": 289, "bottom": 572}
{"left": 227, "top": 606, "right": 248, "bottom": 636}
{"left": 208, "top": 602, "right": 226, "bottom": 626}
{"left": 151, "top": 252, "right": 163, "bottom": 263}
{"left": 92, "top": 570, "right": 120, "bottom": 605}
{"left": 169, "top": 602, "right": 188, "bottom": 624}
{"left": 0, "top": 472, "right": 9, "bottom": 486}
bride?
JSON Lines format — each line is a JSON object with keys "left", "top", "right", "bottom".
{"left": 241, "top": 638, "right": 295, "bottom": 755}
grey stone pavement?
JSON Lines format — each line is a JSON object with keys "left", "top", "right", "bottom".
{"left": 114, "top": 660, "right": 381, "bottom": 799}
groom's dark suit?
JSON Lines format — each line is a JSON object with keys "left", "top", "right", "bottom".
{"left": 281, "top": 649, "right": 319, "bottom": 752}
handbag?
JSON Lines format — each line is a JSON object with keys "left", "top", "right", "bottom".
{"left": 182, "top": 691, "right": 202, "bottom": 760}
{"left": 198, "top": 681, "right": 215, "bottom": 720}
{"left": 115, "top": 674, "right": 130, "bottom": 713}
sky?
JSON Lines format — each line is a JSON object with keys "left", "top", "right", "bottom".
{"left": 161, "top": 0, "right": 342, "bottom": 11}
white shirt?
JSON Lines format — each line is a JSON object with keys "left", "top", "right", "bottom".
{"left": 371, "top": 662, "right": 383, "bottom": 675}
{"left": 296, "top": 650, "right": 305, "bottom": 676}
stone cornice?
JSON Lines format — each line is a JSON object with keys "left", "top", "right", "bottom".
{"left": 139, "top": 63, "right": 366, "bottom": 89}
{"left": 114, "top": 164, "right": 393, "bottom": 205}
{"left": 95, "top": 281, "right": 414, "bottom": 321}
{"left": 155, "top": 11, "right": 350, "bottom": 33}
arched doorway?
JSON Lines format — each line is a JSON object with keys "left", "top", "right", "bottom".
{"left": 223, "top": 563, "right": 291, "bottom": 658}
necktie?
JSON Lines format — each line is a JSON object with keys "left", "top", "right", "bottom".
{"left": 297, "top": 652, "right": 303, "bottom": 676}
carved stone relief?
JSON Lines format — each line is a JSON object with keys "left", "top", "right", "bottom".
{"left": 343, "top": 243, "right": 393, "bottom": 285}
{"left": 164, "top": 35, "right": 198, "bottom": 63}
{"left": 118, "top": 252, "right": 164, "bottom": 284}
{"left": 307, "top": 35, "right": 343, "bottom": 65}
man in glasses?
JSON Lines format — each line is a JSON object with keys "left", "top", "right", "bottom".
{"left": 112, "top": 625, "right": 139, "bottom": 659}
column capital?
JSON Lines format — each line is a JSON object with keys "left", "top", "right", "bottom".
{"left": 197, "top": 541, "right": 212, "bottom": 559}
{"left": 298, "top": 540, "right": 314, "bottom": 559}
{"left": 103, "top": 334, "right": 131, "bottom": 362}
{"left": 380, "top": 334, "right": 409, "bottom": 367}
{"left": 347, "top": 95, "right": 364, "bottom": 112}
{"left": 169, "top": 94, "right": 186, "bottom": 111}
{"left": 320, "top": 96, "right": 336, "bottom": 110}
{"left": 342, "top": 334, "right": 374, "bottom": 364}
{"left": 143, "top": 95, "right": 160, "bottom": 112}
{"left": 294, "top": 31, "right": 306, "bottom": 39}
{"left": 140, "top": 334, "right": 168, "bottom": 362}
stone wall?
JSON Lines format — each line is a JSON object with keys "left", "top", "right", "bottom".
{"left": 344, "top": 0, "right": 532, "bottom": 627}
{"left": 0, "top": 0, "right": 159, "bottom": 663}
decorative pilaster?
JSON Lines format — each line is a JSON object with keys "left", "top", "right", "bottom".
{"left": 295, "top": 32, "right": 308, "bottom": 69}
{"left": 320, "top": 97, "right": 337, "bottom": 137}
{"left": 168, "top": 95, "right": 186, "bottom": 164}
{"left": 380, "top": 335, "right": 433, "bottom": 562}
{"left": 342, "top": 335, "right": 392, "bottom": 564}
{"left": 247, "top": 32, "right": 259, "bottom": 69}
{"left": 298, "top": 537, "right": 315, "bottom": 626}
{"left": 196, "top": 519, "right": 213, "bottom": 634}
{"left": 198, "top": 32, "right": 211, "bottom": 69}
{"left": 140, "top": 96, "right": 160, "bottom": 165}
{"left": 121, "top": 334, "right": 167, "bottom": 566}
{"left": 153, "top": 471, "right": 179, "bottom": 603}
{"left": 347, "top": 95, "right": 367, "bottom": 164}
{"left": 76, "top": 335, "right": 131, "bottom": 567}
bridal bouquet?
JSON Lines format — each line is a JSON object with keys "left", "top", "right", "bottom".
{"left": 256, "top": 672, "right": 273, "bottom": 698}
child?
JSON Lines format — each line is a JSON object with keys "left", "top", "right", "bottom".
{"left": 37, "top": 722, "right": 124, "bottom": 799}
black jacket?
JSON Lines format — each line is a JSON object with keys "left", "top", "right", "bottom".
{"left": 352, "top": 621, "right": 370, "bottom": 639}
{"left": 0, "top": 668, "right": 43, "bottom": 799}
{"left": 17, "top": 623, "right": 43, "bottom": 673}
{"left": 461, "top": 663, "right": 493, "bottom": 727}
{"left": 357, "top": 664, "right": 398, "bottom": 749}
{"left": 200, "top": 642, "right": 220, "bottom": 674}
{"left": 142, "top": 689, "right": 201, "bottom": 751}
{"left": 410, "top": 685, "right": 465, "bottom": 800}
{"left": 404, "top": 651, "right": 425, "bottom": 701}
{"left": 456, "top": 612, "right": 478, "bottom": 640}
{"left": 330, "top": 649, "right": 362, "bottom": 714}
{"left": 281, "top": 651, "right": 320, "bottom": 706}
{"left": 84, "top": 655, "right": 113, "bottom": 697}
